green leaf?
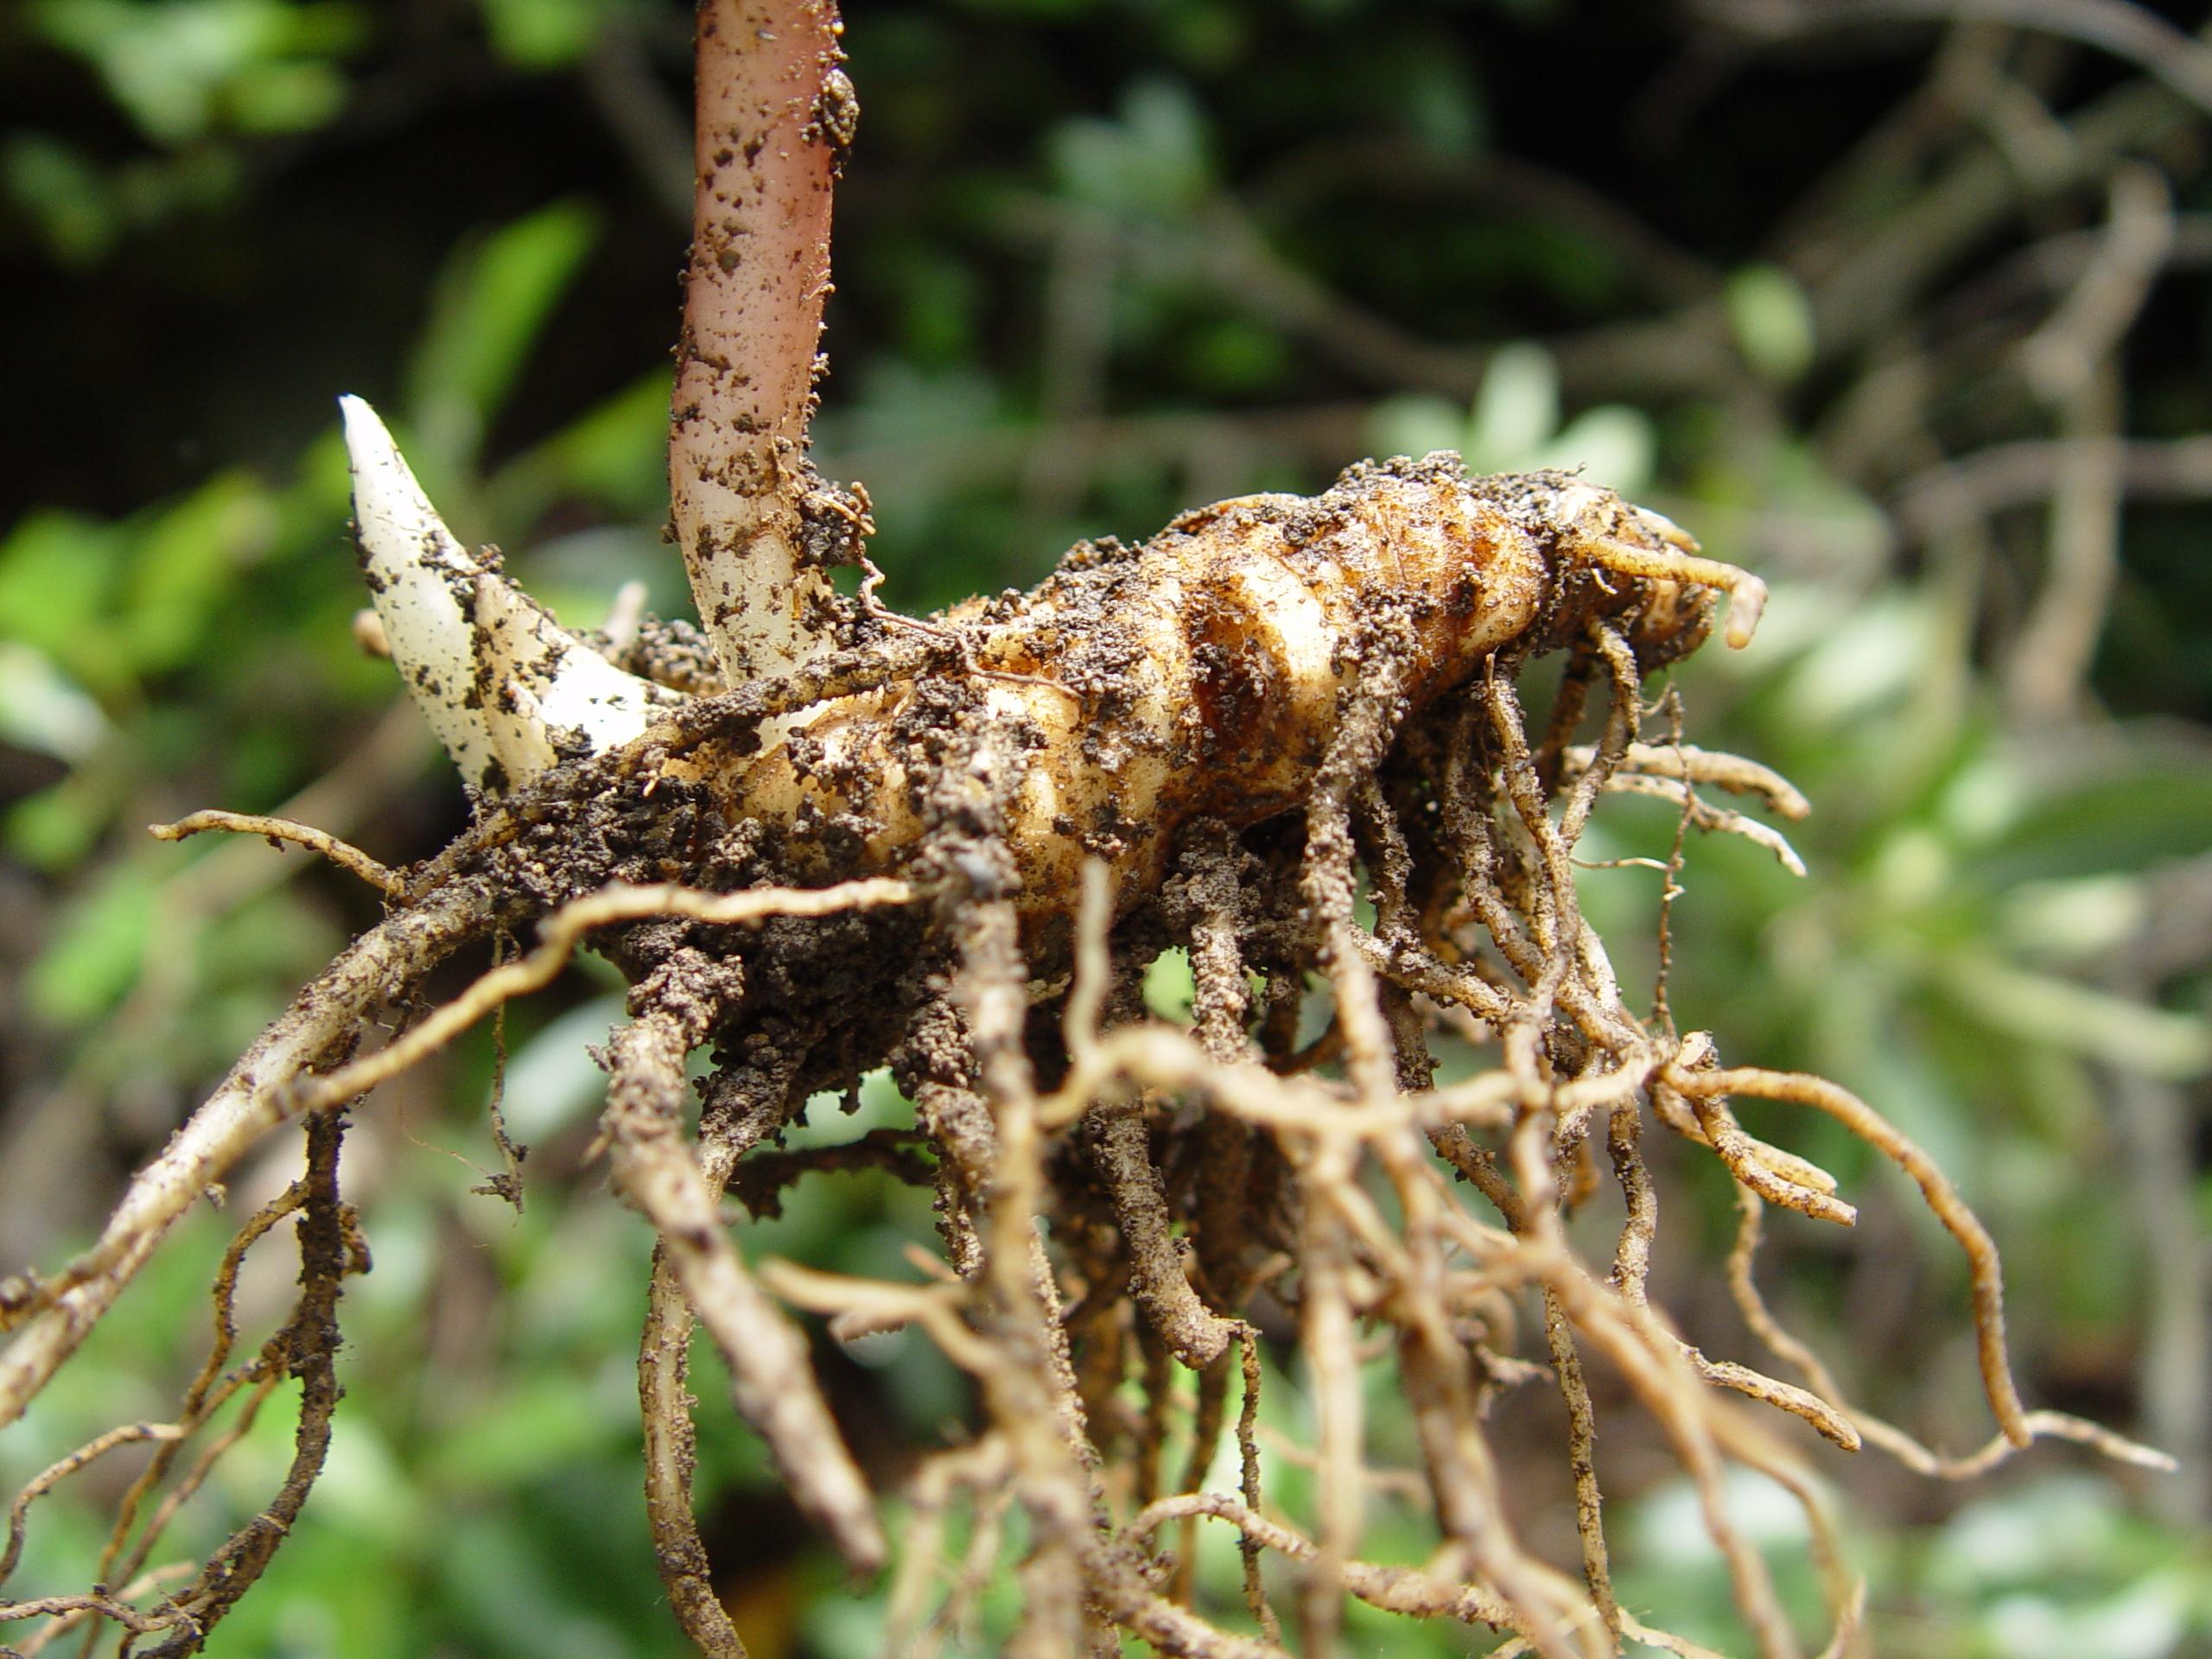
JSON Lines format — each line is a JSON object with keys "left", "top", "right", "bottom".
{"left": 431, "top": 1372, "right": 629, "bottom": 1487}
{"left": 404, "top": 200, "right": 601, "bottom": 473}
{"left": 1977, "top": 753, "right": 2212, "bottom": 886}
{"left": 33, "top": 0, "right": 365, "bottom": 145}
{"left": 1535, "top": 404, "right": 1656, "bottom": 494}
{"left": 6, "top": 776, "right": 117, "bottom": 873}
{"left": 1997, "top": 874, "right": 2147, "bottom": 963}
{"left": 0, "top": 642, "right": 109, "bottom": 760}
{"left": 0, "top": 134, "right": 120, "bottom": 265}
{"left": 477, "top": 0, "right": 621, "bottom": 67}
{"left": 499, "top": 994, "right": 627, "bottom": 1141}
{"left": 1775, "top": 590, "right": 1939, "bottom": 730}
{"left": 123, "top": 471, "right": 279, "bottom": 672}
{"left": 526, "top": 369, "right": 672, "bottom": 516}
{"left": 1980, "top": 1578, "right": 2191, "bottom": 1659}
{"left": 26, "top": 864, "right": 159, "bottom": 1027}
{"left": 0, "top": 508, "right": 124, "bottom": 690}
{"left": 1465, "top": 341, "right": 1558, "bottom": 472}
{"left": 1395, "top": 51, "right": 1484, "bottom": 156}
{"left": 1936, "top": 952, "right": 2211, "bottom": 1079}
{"left": 1364, "top": 392, "right": 1469, "bottom": 462}
{"left": 1048, "top": 78, "right": 1211, "bottom": 214}
{"left": 1143, "top": 945, "right": 1194, "bottom": 1022}
{"left": 1726, "top": 263, "right": 1817, "bottom": 383}
{"left": 224, "top": 55, "right": 350, "bottom": 132}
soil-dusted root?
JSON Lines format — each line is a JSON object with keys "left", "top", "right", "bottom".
{"left": 603, "top": 1012, "right": 885, "bottom": 1572}
{"left": 17, "top": 397, "right": 2133, "bottom": 1659}
{"left": 0, "top": 1109, "right": 365, "bottom": 1656}
{"left": 639, "top": 1249, "right": 749, "bottom": 1659}
{"left": 0, "top": 882, "right": 493, "bottom": 1427}
{"left": 149, "top": 810, "right": 409, "bottom": 897}
{"left": 16, "top": 11, "right": 2183, "bottom": 1656}
{"left": 137, "top": 1110, "right": 355, "bottom": 1657}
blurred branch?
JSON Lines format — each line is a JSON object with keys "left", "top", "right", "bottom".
{"left": 996, "top": 189, "right": 1754, "bottom": 406}
{"left": 1703, "top": 0, "right": 2212, "bottom": 121}
{"left": 1763, "top": 22, "right": 2014, "bottom": 264}
{"left": 1789, "top": 63, "right": 2199, "bottom": 365}
{"left": 1002, "top": 29, "right": 2200, "bottom": 435}
{"left": 1020, "top": 209, "right": 1119, "bottom": 518}
{"left": 1247, "top": 136, "right": 1721, "bottom": 305}
{"left": 2112, "top": 1061, "right": 2210, "bottom": 1525}
{"left": 1927, "top": 213, "right": 2212, "bottom": 347}
{"left": 823, "top": 401, "right": 1377, "bottom": 522}
{"left": 2007, "top": 359, "right": 2123, "bottom": 722}
{"left": 2005, "top": 161, "right": 2171, "bottom": 722}
{"left": 0, "top": 705, "right": 434, "bottom": 1271}
{"left": 2097, "top": 853, "right": 2212, "bottom": 986}
{"left": 2098, "top": 853, "right": 2212, "bottom": 1527}
{"left": 2018, "top": 162, "right": 2172, "bottom": 402}
{"left": 1020, "top": 192, "right": 1492, "bottom": 399}
{"left": 1895, "top": 432, "right": 2212, "bottom": 535}
{"left": 582, "top": 16, "right": 695, "bottom": 226}
{"left": 1952, "top": 29, "right": 2082, "bottom": 188}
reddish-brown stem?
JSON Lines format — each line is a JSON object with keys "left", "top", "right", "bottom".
{"left": 673, "top": 0, "right": 855, "bottom": 682}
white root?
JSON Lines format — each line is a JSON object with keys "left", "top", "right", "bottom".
{"left": 340, "top": 396, "right": 679, "bottom": 793}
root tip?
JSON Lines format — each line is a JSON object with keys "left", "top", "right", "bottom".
{"left": 1724, "top": 576, "right": 1768, "bottom": 649}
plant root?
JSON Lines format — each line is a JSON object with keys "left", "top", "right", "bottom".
{"left": 3, "top": 471, "right": 2153, "bottom": 1659}
{"left": 149, "top": 810, "right": 408, "bottom": 897}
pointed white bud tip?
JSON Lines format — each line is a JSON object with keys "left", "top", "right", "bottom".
{"left": 339, "top": 394, "right": 678, "bottom": 794}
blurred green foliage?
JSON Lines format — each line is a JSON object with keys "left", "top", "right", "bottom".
{"left": 3, "top": 0, "right": 2210, "bottom": 1656}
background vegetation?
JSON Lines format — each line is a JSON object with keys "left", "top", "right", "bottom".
{"left": 3, "top": 0, "right": 2209, "bottom": 1654}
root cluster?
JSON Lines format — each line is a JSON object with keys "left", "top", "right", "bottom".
{"left": 0, "top": 594, "right": 2163, "bottom": 1659}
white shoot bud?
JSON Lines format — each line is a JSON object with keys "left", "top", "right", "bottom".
{"left": 340, "top": 395, "right": 678, "bottom": 794}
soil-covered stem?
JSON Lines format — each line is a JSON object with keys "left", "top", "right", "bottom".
{"left": 672, "top": 0, "right": 855, "bottom": 683}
